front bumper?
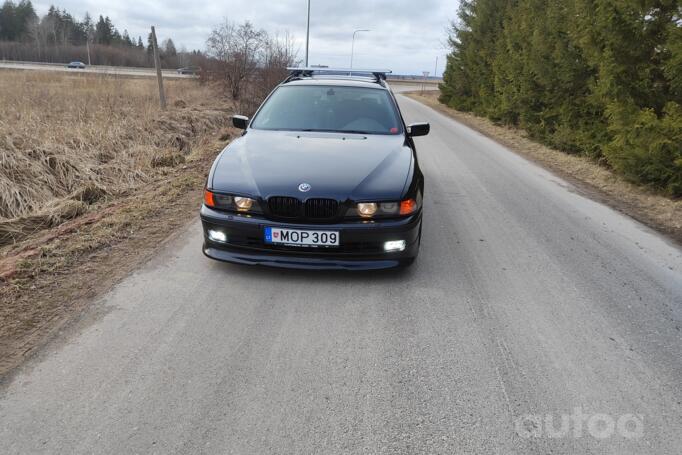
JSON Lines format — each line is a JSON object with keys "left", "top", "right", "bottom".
{"left": 200, "top": 205, "right": 421, "bottom": 270}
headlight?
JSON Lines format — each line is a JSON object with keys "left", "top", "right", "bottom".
{"left": 350, "top": 197, "right": 420, "bottom": 219}
{"left": 357, "top": 202, "right": 378, "bottom": 217}
{"left": 234, "top": 196, "right": 254, "bottom": 211}
{"left": 204, "top": 190, "right": 261, "bottom": 214}
{"left": 379, "top": 202, "right": 399, "bottom": 215}
{"left": 214, "top": 193, "right": 233, "bottom": 207}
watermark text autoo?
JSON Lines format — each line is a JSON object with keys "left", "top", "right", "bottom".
{"left": 515, "top": 408, "right": 643, "bottom": 440}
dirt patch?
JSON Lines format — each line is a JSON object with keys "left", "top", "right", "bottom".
{"left": 405, "top": 91, "right": 682, "bottom": 244}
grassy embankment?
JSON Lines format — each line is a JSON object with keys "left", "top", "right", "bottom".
{"left": 0, "top": 70, "right": 235, "bottom": 374}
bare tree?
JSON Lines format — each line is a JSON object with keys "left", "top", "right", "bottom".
{"left": 259, "top": 31, "right": 299, "bottom": 92}
{"left": 205, "top": 20, "right": 233, "bottom": 61}
{"left": 227, "top": 31, "right": 300, "bottom": 113}
{"left": 206, "top": 19, "right": 266, "bottom": 100}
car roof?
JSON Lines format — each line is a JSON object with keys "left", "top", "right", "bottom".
{"left": 282, "top": 77, "right": 389, "bottom": 90}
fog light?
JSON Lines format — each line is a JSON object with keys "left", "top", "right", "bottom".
{"left": 207, "top": 229, "right": 227, "bottom": 243}
{"left": 384, "top": 240, "right": 406, "bottom": 252}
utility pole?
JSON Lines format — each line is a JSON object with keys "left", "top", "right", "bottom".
{"left": 434, "top": 56, "right": 438, "bottom": 79}
{"left": 305, "top": 0, "right": 310, "bottom": 67}
{"left": 350, "top": 29, "right": 370, "bottom": 70}
{"left": 151, "top": 26, "right": 166, "bottom": 110}
{"left": 421, "top": 71, "right": 430, "bottom": 94}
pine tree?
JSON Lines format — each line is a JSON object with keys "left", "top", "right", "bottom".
{"left": 0, "top": 0, "right": 18, "bottom": 41}
{"left": 441, "top": 0, "right": 682, "bottom": 195}
{"left": 104, "top": 16, "right": 115, "bottom": 43}
{"left": 14, "top": 0, "right": 37, "bottom": 40}
{"left": 162, "top": 38, "right": 176, "bottom": 56}
{"left": 146, "top": 31, "right": 154, "bottom": 57}
{"left": 665, "top": 17, "right": 682, "bottom": 101}
{"left": 122, "top": 29, "right": 133, "bottom": 47}
{"left": 439, "top": 0, "right": 514, "bottom": 115}
{"left": 82, "top": 12, "right": 94, "bottom": 42}
{"left": 94, "top": 14, "right": 113, "bottom": 44}
{"left": 579, "top": 0, "right": 682, "bottom": 194}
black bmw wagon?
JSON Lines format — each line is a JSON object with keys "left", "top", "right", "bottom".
{"left": 200, "top": 68, "right": 430, "bottom": 270}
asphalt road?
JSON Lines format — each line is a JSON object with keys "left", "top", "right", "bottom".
{"left": 0, "top": 61, "right": 193, "bottom": 78}
{"left": 1, "top": 94, "right": 681, "bottom": 454}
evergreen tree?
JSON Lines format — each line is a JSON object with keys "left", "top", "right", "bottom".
{"left": 82, "top": 12, "right": 94, "bottom": 42}
{"left": 122, "top": 29, "right": 133, "bottom": 47}
{"left": 162, "top": 37, "right": 176, "bottom": 56}
{"left": 439, "top": 0, "right": 514, "bottom": 115}
{"left": 665, "top": 16, "right": 682, "bottom": 101}
{"left": 94, "top": 14, "right": 113, "bottom": 44}
{"left": 146, "top": 31, "right": 155, "bottom": 57}
{"left": 0, "top": 0, "right": 18, "bottom": 40}
{"left": 15, "top": 0, "right": 37, "bottom": 40}
{"left": 441, "top": 0, "right": 682, "bottom": 195}
{"left": 578, "top": 0, "right": 682, "bottom": 194}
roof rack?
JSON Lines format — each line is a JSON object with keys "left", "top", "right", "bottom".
{"left": 285, "top": 67, "right": 392, "bottom": 84}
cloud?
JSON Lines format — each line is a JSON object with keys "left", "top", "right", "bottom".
{"left": 34, "top": 0, "right": 457, "bottom": 75}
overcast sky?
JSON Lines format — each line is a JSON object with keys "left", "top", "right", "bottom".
{"left": 34, "top": 0, "right": 455, "bottom": 75}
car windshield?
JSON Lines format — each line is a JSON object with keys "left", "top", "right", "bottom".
{"left": 251, "top": 85, "right": 402, "bottom": 135}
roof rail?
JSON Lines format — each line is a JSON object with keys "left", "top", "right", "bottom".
{"left": 285, "top": 67, "right": 392, "bottom": 83}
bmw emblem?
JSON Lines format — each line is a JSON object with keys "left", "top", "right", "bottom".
{"left": 298, "top": 183, "right": 311, "bottom": 192}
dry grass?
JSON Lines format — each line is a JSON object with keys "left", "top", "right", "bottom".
{"left": 406, "top": 91, "right": 682, "bottom": 243}
{"left": 0, "top": 70, "right": 231, "bottom": 244}
{"left": 0, "top": 70, "right": 237, "bottom": 374}
{"left": 0, "top": 143, "right": 226, "bottom": 375}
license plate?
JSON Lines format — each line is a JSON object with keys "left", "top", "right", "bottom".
{"left": 264, "top": 227, "right": 339, "bottom": 247}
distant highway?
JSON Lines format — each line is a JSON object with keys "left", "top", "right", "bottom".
{"left": 0, "top": 60, "right": 193, "bottom": 78}
{"left": 0, "top": 61, "right": 445, "bottom": 86}
{"left": 1, "top": 60, "right": 444, "bottom": 84}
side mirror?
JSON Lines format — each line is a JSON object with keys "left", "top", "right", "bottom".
{"left": 407, "top": 122, "right": 430, "bottom": 137}
{"left": 232, "top": 115, "right": 249, "bottom": 130}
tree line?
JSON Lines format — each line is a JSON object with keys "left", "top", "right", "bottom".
{"left": 1, "top": 2, "right": 300, "bottom": 111}
{"left": 0, "top": 1, "right": 187, "bottom": 68}
{"left": 440, "top": 0, "right": 682, "bottom": 196}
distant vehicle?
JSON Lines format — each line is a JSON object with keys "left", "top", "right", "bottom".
{"left": 200, "top": 67, "right": 430, "bottom": 270}
{"left": 66, "top": 61, "right": 86, "bottom": 69}
{"left": 176, "top": 66, "right": 200, "bottom": 75}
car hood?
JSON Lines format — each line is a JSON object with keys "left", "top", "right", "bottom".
{"left": 210, "top": 130, "right": 413, "bottom": 200}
